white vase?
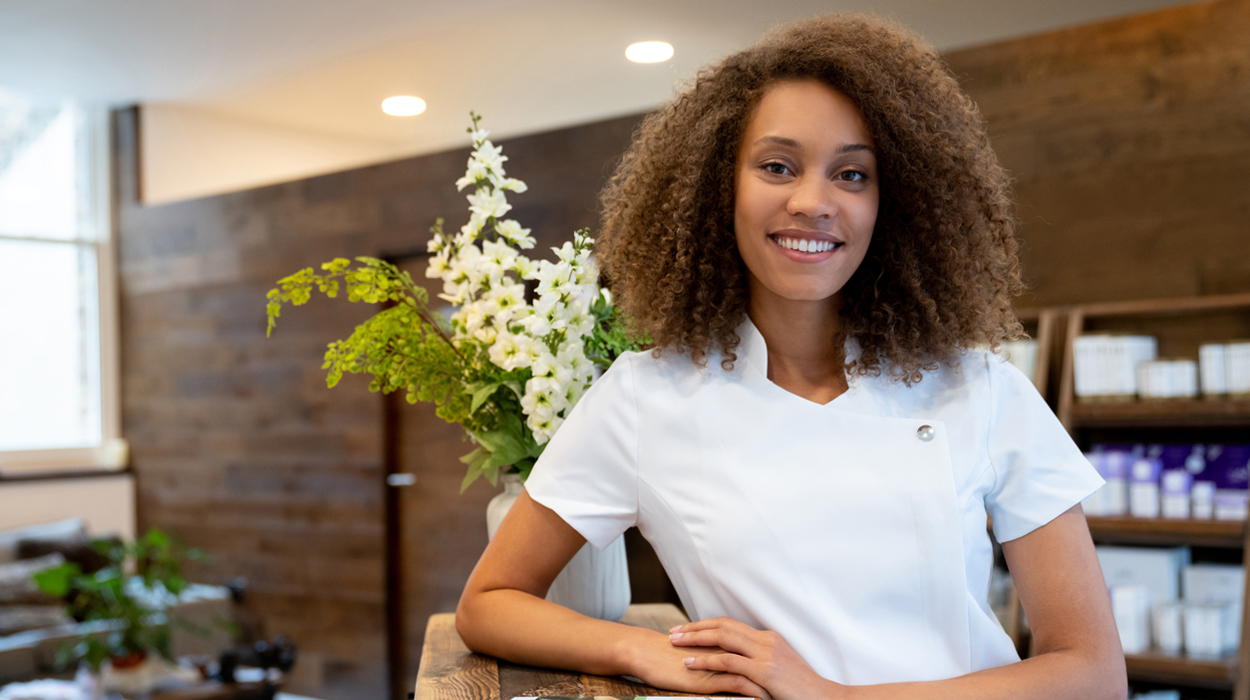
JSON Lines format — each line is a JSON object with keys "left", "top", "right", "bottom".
{"left": 486, "top": 473, "right": 631, "bottom": 621}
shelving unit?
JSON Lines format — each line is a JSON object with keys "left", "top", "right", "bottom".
{"left": 1012, "top": 306, "right": 1058, "bottom": 396}
{"left": 1053, "top": 293, "right": 1250, "bottom": 699}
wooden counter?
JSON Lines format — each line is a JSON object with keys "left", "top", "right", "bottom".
{"left": 414, "top": 603, "right": 712, "bottom": 699}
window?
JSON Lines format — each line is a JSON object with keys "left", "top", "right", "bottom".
{"left": 0, "top": 89, "right": 124, "bottom": 473}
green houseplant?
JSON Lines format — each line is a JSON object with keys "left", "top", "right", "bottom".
{"left": 32, "top": 529, "right": 205, "bottom": 672}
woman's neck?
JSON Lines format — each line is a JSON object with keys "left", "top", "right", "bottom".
{"left": 748, "top": 284, "right": 849, "bottom": 405}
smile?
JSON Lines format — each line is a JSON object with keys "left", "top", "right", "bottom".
{"left": 769, "top": 235, "right": 842, "bottom": 254}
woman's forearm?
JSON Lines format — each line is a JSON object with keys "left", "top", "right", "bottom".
{"left": 842, "top": 648, "right": 1127, "bottom": 700}
{"left": 455, "top": 586, "right": 653, "bottom": 677}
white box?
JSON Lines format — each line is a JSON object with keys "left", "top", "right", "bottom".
{"left": 1183, "top": 564, "right": 1244, "bottom": 652}
{"left": 1096, "top": 545, "right": 1189, "bottom": 606}
{"left": 1201, "top": 344, "right": 1227, "bottom": 396}
{"left": 1111, "top": 585, "right": 1151, "bottom": 654}
{"left": 1184, "top": 603, "right": 1229, "bottom": 657}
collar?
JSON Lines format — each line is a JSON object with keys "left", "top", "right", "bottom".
{"left": 734, "top": 314, "right": 862, "bottom": 379}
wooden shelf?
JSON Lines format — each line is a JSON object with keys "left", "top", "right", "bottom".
{"left": 1125, "top": 650, "right": 1238, "bottom": 689}
{"left": 1070, "top": 399, "right": 1250, "bottom": 428}
{"left": 1086, "top": 516, "right": 1246, "bottom": 548}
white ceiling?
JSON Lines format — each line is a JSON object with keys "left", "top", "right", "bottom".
{"left": 0, "top": 0, "right": 1196, "bottom": 197}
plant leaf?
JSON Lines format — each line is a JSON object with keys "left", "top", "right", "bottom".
{"left": 468, "top": 381, "right": 501, "bottom": 413}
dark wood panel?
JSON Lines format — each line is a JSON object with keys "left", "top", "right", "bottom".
{"left": 1087, "top": 516, "right": 1246, "bottom": 548}
{"left": 945, "top": 0, "right": 1250, "bottom": 309}
{"left": 1125, "top": 650, "right": 1237, "bottom": 689}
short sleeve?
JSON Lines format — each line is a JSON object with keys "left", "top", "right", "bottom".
{"left": 523, "top": 353, "right": 639, "bottom": 550}
{"left": 984, "top": 355, "right": 1104, "bottom": 543}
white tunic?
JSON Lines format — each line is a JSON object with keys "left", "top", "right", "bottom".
{"left": 524, "top": 317, "right": 1104, "bottom": 685}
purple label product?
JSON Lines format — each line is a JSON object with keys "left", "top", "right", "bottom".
{"left": 1215, "top": 491, "right": 1249, "bottom": 521}
{"left": 1082, "top": 453, "right": 1107, "bottom": 516}
{"left": 1098, "top": 451, "right": 1131, "bottom": 516}
{"left": 1161, "top": 470, "right": 1192, "bottom": 519}
{"left": 1130, "top": 457, "right": 1162, "bottom": 518}
{"left": 1192, "top": 481, "right": 1216, "bottom": 519}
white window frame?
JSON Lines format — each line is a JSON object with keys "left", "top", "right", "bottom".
{"left": 0, "top": 105, "right": 127, "bottom": 476}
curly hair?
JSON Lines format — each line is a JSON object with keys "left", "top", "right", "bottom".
{"left": 597, "top": 14, "right": 1025, "bottom": 383}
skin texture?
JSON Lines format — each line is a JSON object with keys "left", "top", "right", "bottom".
{"left": 457, "top": 80, "right": 1127, "bottom": 700}
{"left": 733, "top": 79, "right": 877, "bottom": 404}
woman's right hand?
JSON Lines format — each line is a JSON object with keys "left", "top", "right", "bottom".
{"left": 622, "top": 626, "right": 769, "bottom": 698}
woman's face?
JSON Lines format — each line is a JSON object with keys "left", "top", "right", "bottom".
{"left": 734, "top": 79, "right": 879, "bottom": 305}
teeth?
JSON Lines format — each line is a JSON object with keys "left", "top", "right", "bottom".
{"left": 775, "top": 236, "right": 840, "bottom": 253}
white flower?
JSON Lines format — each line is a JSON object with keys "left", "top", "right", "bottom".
{"left": 495, "top": 219, "right": 535, "bottom": 249}
{"left": 474, "top": 140, "right": 507, "bottom": 172}
{"left": 499, "top": 177, "right": 528, "bottom": 193}
{"left": 470, "top": 128, "right": 490, "bottom": 144}
{"left": 459, "top": 301, "right": 489, "bottom": 336}
{"left": 457, "top": 217, "right": 485, "bottom": 247}
{"left": 524, "top": 297, "right": 566, "bottom": 337}
{"left": 488, "top": 331, "right": 534, "bottom": 371}
{"left": 527, "top": 414, "right": 563, "bottom": 445}
{"left": 576, "top": 262, "right": 600, "bottom": 286}
{"left": 535, "top": 261, "right": 575, "bottom": 298}
{"left": 512, "top": 255, "right": 539, "bottom": 280}
{"left": 468, "top": 188, "right": 511, "bottom": 220}
{"left": 456, "top": 158, "right": 490, "bottom": 191}
{"left": 473, "top": 324, "right": 498, "bottom": 345}
{"left": 426, "top": 250, "right": 451, "bottom": 279}
{"left": 485, "top": 281, "right": 527, "bottom": 323}
{"left": 553, "top": 241, "right": 578, "bottom": 263}
{"left": 482, "top": 238, "right": 519, "bottom": 269}
{"left": 530, "top": 350, "right": 558, "bottom": 379}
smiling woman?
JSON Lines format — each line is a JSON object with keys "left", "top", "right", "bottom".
{"left": 455, "top": 13, "right": 1127, "bottom": 700}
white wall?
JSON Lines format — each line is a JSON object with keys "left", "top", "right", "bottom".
{"left": 140, "top": 104, "right": 400, "bottom": 205}
{"left": 0, "top": 473, "right": 136, "bottom": 540}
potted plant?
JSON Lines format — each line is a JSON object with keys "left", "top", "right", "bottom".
{"left": 32, "top": 529, "right": 205, "bottom": 674}
{"left": 264, "top": 113, "right": 645, "bottom": 619}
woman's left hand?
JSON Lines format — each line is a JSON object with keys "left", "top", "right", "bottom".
{"left": 668, "top": 617, "right": 843, "bottom": 700}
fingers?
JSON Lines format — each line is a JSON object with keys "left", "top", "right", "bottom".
{"left": 686, "top": 653, "right": 769, "bottom": 697}
{"left": 690, "top": 660, "right": 765, "bottom": 695}
{"left": 670, "top": 615, "right": 749, "bottom": 633}
{"left": 670, "top": 627, "right": 759, "bottom": 657}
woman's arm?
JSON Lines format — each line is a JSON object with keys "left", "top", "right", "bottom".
{"left": 455, "top": 489, "right": 767, "bottom": 697}
{"left": 676, "top": 504, "right": 1128, "bottom": 700}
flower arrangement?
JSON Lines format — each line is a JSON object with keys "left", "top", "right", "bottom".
{"left": 266, "top": 113, "right": 644, "bottom": 489}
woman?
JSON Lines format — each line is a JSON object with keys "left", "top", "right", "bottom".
{"left": 456, "top": 14, "right": 1127, "bottom": 700}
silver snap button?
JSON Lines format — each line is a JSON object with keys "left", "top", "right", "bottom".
{"left": 917, "top": 425, "right": 935, "bottom": 442}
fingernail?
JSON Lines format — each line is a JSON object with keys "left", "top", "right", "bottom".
{"left": 683, "top": 657, "right": 695, "bottom": 665}
{"left": 669, "top": 625, "right": 683, "bottom": 632}
{"left": 669, "top": 632, "right": 683, "bottom": 640}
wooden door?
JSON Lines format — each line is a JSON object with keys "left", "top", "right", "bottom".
{"left": 383, "top": 256, "right": 501, "bottom": 699}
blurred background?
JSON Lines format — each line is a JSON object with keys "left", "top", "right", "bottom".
{"left": 1, "top": 1, "right": 1247, "bottom": 700}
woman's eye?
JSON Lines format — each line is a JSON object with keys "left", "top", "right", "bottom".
{"left": 837, "top": 170, "right": 867, "bottom": 182}
{"left": 762, "top": 162, "right": 791, "bottom": 176}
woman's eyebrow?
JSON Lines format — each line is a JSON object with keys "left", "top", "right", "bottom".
{"left": 753, "top": 136, "right": 874, "bottom": 155}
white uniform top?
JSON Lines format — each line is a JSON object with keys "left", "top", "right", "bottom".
{"left": 525, "top": 317, "right": 1104, "bottom": 685}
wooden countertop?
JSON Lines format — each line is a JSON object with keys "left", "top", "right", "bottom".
{"left": 414, "top": 603, "right": 713, "bottom": 699}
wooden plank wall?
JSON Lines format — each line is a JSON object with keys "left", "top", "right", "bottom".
{"left": 944, "top": 0, "right": 1250, "bottom": 308}
{"left": 113, "top": 108, "right": 644, "bottom": 698}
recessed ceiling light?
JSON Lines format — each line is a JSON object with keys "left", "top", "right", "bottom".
{"left": 382, "top": 96, "right": 426, "bottom": 116}
{"left": 626, "top": 41, "right": 673, "bottom": 64}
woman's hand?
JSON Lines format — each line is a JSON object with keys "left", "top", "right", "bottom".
{"left": 624, "top": 627, "right": 770, "bottom": 698}
{"left": 669, "top": 617, "right": 842, "bottom": 700}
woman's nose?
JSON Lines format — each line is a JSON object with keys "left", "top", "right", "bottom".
{"left": 786, "top": 176, "right": 837, "bottom": 220}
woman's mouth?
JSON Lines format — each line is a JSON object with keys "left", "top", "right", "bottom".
{"left": 768, "top": 233, "right": 843, "bottom": 261}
